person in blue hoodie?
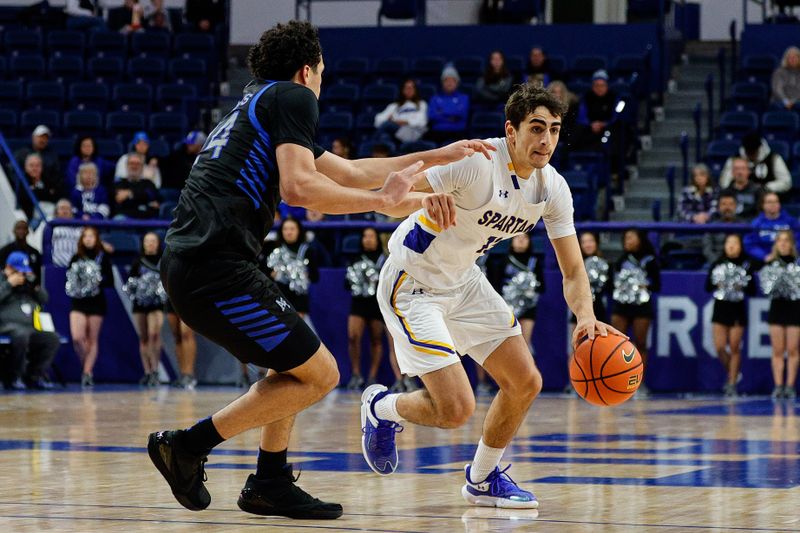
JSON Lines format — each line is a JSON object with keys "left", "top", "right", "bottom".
{"left": 427, "top": 64, "right": 470, "bottom": 145}
{"left": 744, "top": 191, "right": 800, "bottom": 261}
{"left": 70, "top": 162, "right": 110, "bottom": 220}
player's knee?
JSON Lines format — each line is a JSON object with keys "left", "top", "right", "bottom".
{"left": 436, "top": 393, "right": 475, "bottom": 428}
{"left": 507, "top": 367, "right": 542, "bottom": 401}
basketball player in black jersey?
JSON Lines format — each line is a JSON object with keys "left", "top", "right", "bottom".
{"left": 147, "top": 21, "right": 492, "bottom": 519}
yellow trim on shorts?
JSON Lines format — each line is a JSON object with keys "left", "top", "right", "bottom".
{"left": 391, "top": 272, "right": 455, "bottom": 357}
{"left": 417, "top": 214, "right": 441, "bottom": 233}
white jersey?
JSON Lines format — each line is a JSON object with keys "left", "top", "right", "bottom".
{"left": 387, "top": 137, "right": 576, "bottom": 290}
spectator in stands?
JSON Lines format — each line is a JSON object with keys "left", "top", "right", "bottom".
{"left": 127, "top": 232, "right": 164, "bottom": 387}
{"left": 611, "top": 229, "right": 660, "bottom": 397}
{"left": 374, "top": 79, "right": 428, "bottom": 144}
{"left": 678, "top": 164, "right": 717, "bottom": 223}
{"left": 186, "top": 0, "right": 225, "bottom": 33}
{"left": 371, "top": 143, "right": 392, "bottom": 158}
{"left": 721, "top": 157, "right": 760, "bottom": 219}
{"left": 64, "top": 0, "right": 106, "bottom": 31}
{"left": 0, "top": 252, "right": 58, "bottom": 390}
{"left": 331, "top": 137, "right": 353, "bottom": 159}
{"left": 22, "top": 153, "right": 61, "bottom": 219}
{"left": 705, "top": 233, "right": 757, "bottom": 398}
{"left": 143, "top": 0, "right": 171, "bottom": 31}
{"left": 70, "top": 162, "right": 110, "bottom": 220}
{"left": 719, "top": 132, "right": 791, "bottom": 194}
{"left": 68, "top": 226, "right": 114, "bottom": 389}
{"left": 772, "top": 46, "right": 800, "bottom": 110}
{"left": 475, "top": 50, "right": 513, "bottom": 105}
{"left": 116, "top": 132, "right": 162, "bottom": 188}
{"left": 66, "top": 136, "right": 115, "bottom": 191}
{"left": 525, "top": 46, "right": 555, "bottom": 85}
{"left": 345, "top": 227, "right": 387, "bottom": 391}
{"left": 166, "top": 299, "right": 198, "bottom": 389}
{"left": 575, "top": 70, "right": 619, "bottom": 151}
{"left": 51, "top": 199, "right": 84, "bottom": 268}
{"left": 744, "top": 191, "right": 800, "bottom": 261}
{"left": 109, "top": 0, "right": 145, "bottom": 33}
{"left": 703, "top": 192, "right": 746, "bottom": 260}
{"left": 161, "top": 131, "right": 206, "bottom": 190}
{"left": 763, "top": 230, "right": 800, "bottom": 399}
{"left": 113, "top": 153, "right": 160, "bottom": 219}
{"left": 0, "top": 221, "right": 42, "bottom": 288}
{"left": 14, "top": 125, "right": 61, "bottom": 190}
{"left": 547, "top": 80, "right": 578, "bottom": 149}
{"left": 499, "top": 232, "right": 544, "bottom": 358}
{"left": 427, "top": 64, "right": 470, "bottom": 144}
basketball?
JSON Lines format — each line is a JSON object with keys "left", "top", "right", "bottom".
{"left": 570, "top": 334, "right": 643, "bottom": 406}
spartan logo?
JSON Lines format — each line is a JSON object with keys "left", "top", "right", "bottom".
{"left": 622, "top": 347, "right": 636, "bottom": 364}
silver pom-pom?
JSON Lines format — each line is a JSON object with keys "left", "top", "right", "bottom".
{"left": 347, "top": 259, "right": 380, "bottom": 297}
{"left": 584, "top": 256, "right": 609, "bottom": 301}
{"left": 613, "top": 267, "right": 650, "bottom": 305}
{"left": 761, "top": 261, "right": 800, "bottom": 300}
{"left": 711, "top": 263, "right": 750, "bottom": 302}
{"left": 502, "top": 271, "right": 540, "bottom": 316}
{"left": 267, "top": 247, "right": 310, "bottom": 295}
{"left": 124, "top": 270, "right": 167, "bottom": 307}
{"left": 65, "top": 259, "right": 102, "bottom": 298}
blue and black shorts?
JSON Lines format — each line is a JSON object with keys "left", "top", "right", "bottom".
{"left": 161, "top": 247, "right": 321, "bottom": 372}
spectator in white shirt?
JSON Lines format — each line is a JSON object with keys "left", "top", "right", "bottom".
{"left": 374, "top": 79, "right": 428, "bottom": 144}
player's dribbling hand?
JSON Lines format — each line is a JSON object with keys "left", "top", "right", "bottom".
{"left": 380, "top": 160, "right": 424, "bottom": 206}
{"left": 422, "top": 193, "right": 456, "bottom": 229}
{"left": 572, "top": 318, "right": 628, "bottom": 351}
{"left": 438, "top": 139, "right": 496, "bottom": 164}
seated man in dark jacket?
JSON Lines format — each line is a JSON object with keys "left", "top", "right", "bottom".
{"left": 0, "top": 252, "right": 59, "bottom": 390}
{"left": 114, "top": 152, "right": 159, "bottom": 219}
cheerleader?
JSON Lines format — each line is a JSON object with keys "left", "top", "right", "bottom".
{"left": 344, "top": 227, "right": 390, "bottom": 390}
{"left": 611, "top": 229, "right": 660, "bottom": 395}
{"left": 262, "top": 217, "right": 319, "bottom": 317}
{"left": 67, "top": 226, "right": 113, "bottom": 388}
{"left": 705, "top": 234, "right": 757, "bottom": 397}
{"left": 165, "top": 297, "right": 197, "bottom": 389}
{"left": 501, "top": 233, "right": 545, "bottom": 354}
{"left": 127, "top": 232, "right": 165, "bottom": 387}
{"left": 760, "top": 230, "right": 800, "bottom": 400}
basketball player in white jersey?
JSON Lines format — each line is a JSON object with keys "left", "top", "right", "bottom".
{"left": 359, "top": 84, "right": 624, "bottom": 508}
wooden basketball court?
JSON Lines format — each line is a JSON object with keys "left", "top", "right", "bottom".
{"left": 1, "top": 387, "right": 799, "bottom": 532}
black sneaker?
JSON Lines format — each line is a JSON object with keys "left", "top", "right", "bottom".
{"left": 237, "top": 467, "right": 343, "bottom": 519}
{"left": 147, "top": 430, "right": 211, "bottom": 511}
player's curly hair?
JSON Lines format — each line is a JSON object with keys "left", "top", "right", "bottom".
{"left": 505, "top": 83, "right": 569, "bottom": 128}
{"left": 247, "top": 21, "right": 322, "bottom": 81}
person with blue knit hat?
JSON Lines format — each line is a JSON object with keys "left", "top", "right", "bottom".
{"left": 744, "top": 191, "right": 800, "bottom": 261}
{"left": 0, "top": 251, "right": 59, "bottom": 390}
{"left": 115, "top": 131, "right": 162, "bottom": 188}
{"left": 427, "top": 64, "right": 470, "bottom": 144}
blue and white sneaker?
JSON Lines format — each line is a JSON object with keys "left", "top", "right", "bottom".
{"left": 360, "top": 384, "right": 403, "bottom": 476}
{"left": 461, "top": 464, "right": 539, "bottom": 509}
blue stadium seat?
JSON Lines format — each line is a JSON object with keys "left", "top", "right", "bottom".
{"left": 570, "top": 55, "right": 607, "bottom": 81}
{"left": 566, "top": 151, "right": 609, "bottom": 188}
{"left": 741, "top": 54, "right": 778, "bottom": 84}
{"left": 168, "top": 58, "right": 208, "bottom": 96}
{"left": 157, "top": 83, "right": 199, "bottom": 123}
{"left": 411, "top": 56, "right": 445, "bottom": 85}
{"left": 568, "top": 80, "right": 591, "bottom": 97}
{"left": 20, "top": 109, "right": 60, "bottom": 135}
{"left": 717, "top": 111, "right": 758, "bottom": 141}
{"left": 64, "top": 110, "right": 104, "bottom": 137}
{"left": 562, "top": 170, "right": 594, "bottom": 220}
{"left": 0, "top": 56, "right": 6, "bottom": 79}
{"left": 0, "top": 81, "right": 23, "bottom": 109}
{"left": 373, "top": 57, "right": 408, "bottom": 84}
{"left": 131, "top": 31, "right": 171, "bottom": 58}
{"left": 87, "top": 57, "right": 124, "bottom": 82}
{"left": 341, "top": 233, "right": 362, "bottom": 255}
{"left": 356, "top": 139, "right": 396, "bottom": 158}
{"left": 469, "top": 111, "right": 505, "bottom": 138}
{"left": 318, "top": 111, "right": 354, "bottom": 136}
{"left": 705, "top": 139, "right": 740, "bottom": 176}
{"left": 127, "top": 57, "right": 165, "bottom": 83}
{"left": 454, "top": 56, "right": 485, "bottom": 80}
{"left": 611, "top": 54, "right": 646, "bottom": 81}
{"left": 505, "top": 55, "right": 525, "bottom": 79}
{"left": 106, "top": 111, "right": 146, "bottom": 139}
{"left": 113, "top": 83, "right": 153, "bottom": 113}
{"left": 354, "top": 111, "right": 377, "bottom": 143}
{"left": 361, "top": 83, "right": 397, "bottom": 112}
{"left": 26, "top": 81, "right": 64, "bottom": 111}
{"left": 47, "top": 30, "right": 85, "bottom": 58}
{"left": 149, "top": 112, "right": 188, "bottom": 143}
{"left": 147, "top": 138, "right": 170, "bottom": 159}
{"left": 4, "top": 29, "right": 42, "bottom": 56}
{"left": 95, "top": 138, "right": 125, "bottom": 160}
{"left": 9, "top": 55, "right": 45, "bottom": 82}
{"left": 727, "top": 82, "right": 768, "bottom": 113}
{"left": 320, "top": 83, "right": 359, "bottom": 113}
{"left": 102, "top": 232, "right": 141, "bottom": 255}
{"left": 762, "top": 111, "right": 799, "bottom": 143}
{"left": 69, "top": 82, "right": 109, "bottom": 112}
{"left": 417, "top": 82, "right": 436, "bottom": 102}
{"left": 0, "top": 109, "right": 18, "bottom": 136}
{"left": 398, "top": 140, "right": 436, "bottom": 154}
{"left": 49, "top": 139, "right": 74, "bottom": 161}
{"left": 48, "top": 56, "right": 84, "bottom": 84}
{"left": 768, "top": 139, "right": 790, "bottom": 162}
{"left": 158, "top": 187, "right": 181, "bottom": 203}
{"left": 88, "top": 31, "right": 127, "bottom": 59}
{"left": 333, "top": 57, "right": 369, "bottom": 85}
{"left": 546, "top": 55, "right": 568, "bottom": 78}
{"left": 173, "top": 33, "right": 215, "bottom": 59}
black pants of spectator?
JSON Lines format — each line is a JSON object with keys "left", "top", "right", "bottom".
{"left": 3, "top": 327, "right": 59, "bottom": 383}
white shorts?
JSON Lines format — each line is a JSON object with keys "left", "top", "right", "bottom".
{"left": 377, "top": 257, "right": 522, "bottom": 377}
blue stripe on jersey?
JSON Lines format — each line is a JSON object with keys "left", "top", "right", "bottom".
{"left": 244, "top": 160, "right": 266, "bottom": 191}
{"left": 229, "top": 308, "right": 270, "bottom": 324}
{"left": 236, "top": 178, "right": 261, "bottom": 209}
{"left": 246, "top": 322, "right": 288, "bottom": 338}
{"left": 402, "top": 223, "right": 437, "bottom": 254}
{"left": 215, "top": 295, "right": 253, "bottom": 308}
{"left": 253, "top": 140, "right": 276, "bottom": 171}
{"left": 256, "top": 331, "right": 291, "bottom": 352}
{"left": 511, "top": 174, "right": 521, "bottom": 190}
{"left": 220, "top": 301, "right": 260, "bottom": 316}
{"left": 238, "top": 316, "right": 279, "bottom": 331}
{"left": 248, "top": 82, "right": 277, "bottom": 144}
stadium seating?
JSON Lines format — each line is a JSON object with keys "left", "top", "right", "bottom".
{"left": 69, "top": 82, "right": 109, "bottom": 112}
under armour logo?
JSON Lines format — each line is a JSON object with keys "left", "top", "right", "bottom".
{"left": 276, "top": 297, "right": 290, "bottom": 311}
{"left": 498, "top": 190, "right": 509, "bottom": 198}
{"left": 411, "top": 288, "right": 425, "bottom": 295}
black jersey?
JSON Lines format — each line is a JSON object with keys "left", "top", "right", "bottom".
{"left": 165, "top": 80, "right": 325, "bottom": 259}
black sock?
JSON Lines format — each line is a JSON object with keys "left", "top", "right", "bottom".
{"left": 255, "top": 448, "right": 288, "bottom": 479}
{"left": 180, "top": 417, "right": 225, "bottom": 454}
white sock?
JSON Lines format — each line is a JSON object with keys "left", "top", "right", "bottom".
{"left": 373, "top": 393, "right": 404, "bottom": 422}
{"left": 469, "top": 439, "right": 505, "bottom": 482}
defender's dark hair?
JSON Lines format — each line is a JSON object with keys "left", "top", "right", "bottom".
{"left": 505, "top": 82, "right": 569, "bottom": 129}
{"left": 247, "top": 21, "right": 322, "bottom": 81}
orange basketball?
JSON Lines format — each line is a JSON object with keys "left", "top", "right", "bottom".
{"left": 569, "top": 334, "right": 643, "bottom": 406}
